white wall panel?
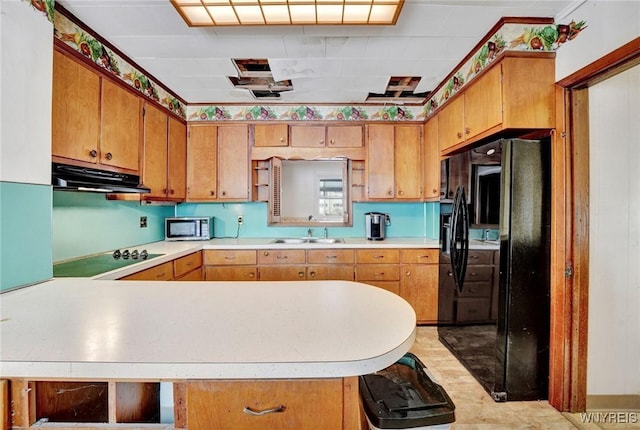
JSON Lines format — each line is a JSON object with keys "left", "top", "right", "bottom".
{"left": 587, "top": 65, "right": 640, "bottom": 395}
{"left": 555, "top": 0, "right": 640, "bottom": 81}
{"left": 0, "top": 0, "right": 52, "bottom": 184}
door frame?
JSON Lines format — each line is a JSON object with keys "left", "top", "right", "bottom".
{"left": 548, "top": 37, "right": 640, "bottom": 412}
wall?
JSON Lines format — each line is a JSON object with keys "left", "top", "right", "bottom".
{"left": 554, "top": 0, "right": 639, "bottom": 82}
{"left": 587, "top": 65, "right": 640, "bottom": 397}
{"left": 176, "top": 201, "right": 440, "bottom": 240}
{"left": 0, "top": 1, "right": 53, "bottom": 291}
{"left": 52, "top": 192, "right": 174, "bottom": 262}
{"left": 554, "top": 0, "right": 640, "bottom": 400}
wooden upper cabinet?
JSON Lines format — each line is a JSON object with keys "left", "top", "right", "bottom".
{"left": 168, "top": 117, "right": 187, "bottom": 200}
{"left": 187, "top": 124, "right": 217, "bottom": 201}
{"left": 394, "top": 125, "right": 422, "bottom": 199}
{"left": 142, "top": 103, "right": 168, "bottom": 199}
{"left": 463, "top": 63, "right": 502, "bottom": 140}
{"left": 217, "top": 125, "right": 250, "bottom": 200}
{"left": 254, "top": 124, "right": 288, "bottom": 147}
{"left": 366, "top": 124, "right": 395, "bottom": 199}
{"left": 423, "top": 117, "right": 440, "bottom": 201}
{"left": 52, "top": 50, "right": 100, "bottom": 164}
{"left": 100, "top": 79, "right": 142, "bottom": 172}
{"left": 437, "top": 94, "right": 464, "bottom": 153}
{"left": 326, "top": 125, "right": 363, "bottom": 147}
{"left": 437, "top": 55, "right": 555, "bottom": 155}
{"left": 366, "top": 124, "right": 422, "bottom": 200}
{"left": 290, "top": 125, "right": 325, "bottom": 147}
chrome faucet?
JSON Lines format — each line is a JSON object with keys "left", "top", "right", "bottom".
{"left": 307, "top": 228, "right": 313, "bottom": 238}
{"left": 484, "top": 229, "right": 491, "bottom": 241}
{"left": 323, "top": 227, "right": 328, "bottom": 239}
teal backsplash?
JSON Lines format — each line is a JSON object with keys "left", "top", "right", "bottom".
{"left": 52, "top": 192, "right": 174, "bottom": 262}
{"left": 1, "top": 182, "right": 53, "bottom": 291}
{"left": 177, "top": 201, "right": 440, "bottom": 239}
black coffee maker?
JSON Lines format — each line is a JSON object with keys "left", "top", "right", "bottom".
{"left": 365, "top": 212, "right": 387, "bottom": 240}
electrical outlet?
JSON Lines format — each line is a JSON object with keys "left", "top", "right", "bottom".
{"left": 237, "top": 215, "right": 243, "bottom": 225}
{"left": 140, "top": 216, "right": 147, "bottom": 228}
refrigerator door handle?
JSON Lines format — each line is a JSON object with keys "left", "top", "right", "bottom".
{"left": 450, "top": 185, "right": 469, "bottom": 294}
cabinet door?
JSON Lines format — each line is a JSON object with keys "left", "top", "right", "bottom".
{"left": 423, "top": 117, "right": 441, "bottom": 201}
{"left": 120, "top": 262, "right": 174, "bottom": 281}
{"left": 52, "top": 51, "right": 100, "bottom": 163}
{"left": 204, "top": 266, "right": 257, "bottom": 281}
{"left": 259, "top": 266, "right": 307, "bottom": 281}
{"left": 327, "top": 125, "right": 363, "bottom": 147}
{"left": 464, "top": 64, "right": 502, "bottom": 140}
{"left": 186, "top": 379, "right": 343, "bottom": 430}
{"left": 218, "top": 125, "right": 249, "bottom": 200}
{"left": 307, "top": 265, "right": 354, "bottom": 281}
{"left": 100, "top": 79, "right": 141, "bottom": 171}
{"left": 401, "top": 264, "right": 438, "bottom": 324}
{"left": 290, "top": 125, "right": 325, "bottom": 147}
{"left": 394, "top": 125, "right": 422, "bottom": 199}
{"left": 142, "top": 103, "right": 168, "bottom": 198}
{"left": 366, "top": 124, "right": 395, "bottom": 199}
{"left": 187, "top": 125, "right": 217, "bottom": 201}
{"left": 437, "top": 95, "right": 464, "bottom": 152}
{"left": 168, "top": 117, "right": 187, "bottom": 200}
{"left": 254, "top": 124, "right": 288, "bottom": 147}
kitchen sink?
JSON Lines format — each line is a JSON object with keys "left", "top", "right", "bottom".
{"left": 271, "top": 238, "right": 344, "bottom": 244}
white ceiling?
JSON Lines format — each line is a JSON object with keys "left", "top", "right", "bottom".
{"left": 56, "top": 0, "right": 577, "bottom": 105}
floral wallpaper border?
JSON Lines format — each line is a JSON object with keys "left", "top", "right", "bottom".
{"left": 47, "top": 3, "right": 585, "bottom": 124}
{"left": 53, "top": 10, "right": 187, "bottom": 119}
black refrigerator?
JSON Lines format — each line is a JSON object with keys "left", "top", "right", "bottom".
{"left": 438, "top": 138, "right": 551, "bottom": 402}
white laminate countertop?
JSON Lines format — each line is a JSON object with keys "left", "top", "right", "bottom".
{"left": 0, "top": 279, "right": 416, "bottom": 380}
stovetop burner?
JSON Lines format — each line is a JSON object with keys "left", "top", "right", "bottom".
{"left": 53, "top": 249, "right": 163, "bottom": 278}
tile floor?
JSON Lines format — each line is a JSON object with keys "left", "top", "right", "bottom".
{"left": 408, "top": 327, "right": 640, "bottom": 430}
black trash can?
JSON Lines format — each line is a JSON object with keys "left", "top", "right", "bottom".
{"left": 359, "top": 353, "right": 455, "bottom": 429}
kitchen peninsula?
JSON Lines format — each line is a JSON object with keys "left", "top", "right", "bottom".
{"left": 0, "top": 272, "right": 416, "bottom": 429}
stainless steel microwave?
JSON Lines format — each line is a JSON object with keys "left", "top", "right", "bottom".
{"left": 165, "top": 217, "right": 213, "bottom": 241}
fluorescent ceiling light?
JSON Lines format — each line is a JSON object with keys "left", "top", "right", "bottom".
{"left": 171, "top": 0, "right": 404, "bottom": 26}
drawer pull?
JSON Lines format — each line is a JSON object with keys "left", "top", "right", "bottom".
{"left": 469, "top": 255, "right": 480, "bottom": 260}
{"left": 374, "top": 272, "right": 385, "bottom": 276}
{"left": 276, "top": 255, "right": 288, "bottom": 260}
{"left": 327, "top": 255, "right": 337, "bottom": 259}
{"left": 248, "top": 273, "right": 255, "bottom": 278}
{"left": 224, "top": 256, "right": 237, "bottom": 260}
{"left": 243, "top": 405, "right": 286, "bottom": 416}
{"left": 373, "top": 255, "right": 384, "bottom": 259}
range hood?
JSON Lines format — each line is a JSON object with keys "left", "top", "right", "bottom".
{"left": 52, "top": 163, "right": 150, "bottom": 193}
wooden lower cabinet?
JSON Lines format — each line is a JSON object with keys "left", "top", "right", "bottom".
{"left": 121, "top": 261, "right": 174, "bottom": 281}
{"left": 119, "top": 252, "right": 203, "bottom": 281}
{"left": 185, "top": 377, "right": 359, "bottom": 430}
{"left": 204, "top": 250, "right": 258, "bottom": 281}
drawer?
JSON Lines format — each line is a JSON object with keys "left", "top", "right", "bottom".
{"left": 356, "top": 264, "right": 399, "bottom": 281}
{"left": 259, "top": 266, "right": 306, "bottom": 281}
{"left": 467, "top": 250, "right": 494, "bottom": 265}
{"left": 307, "top": 265, "right": 354, "bottom": 281}
{"left": 186, "top": 379, "right": 343, "bottom": 430}
{"left": 120, "top": 262, "right": 173, "bottom": 281}
{"left": 204, "top": 250, "right": 257, "bottom": 265}
{"left": 356, "top": 249, "right": 399, "bottom": 264}
{"left": 259, "top": 249, "right": 306, "bottom": 265}
{"left": 456, "top": 298, "right": 491, "bottom": 323}
{"left": 458, "top": 281, "right": 492, "bottom": 298}
{"left": 175, "top": 268, "right": 203, "bottom": 281}
{"left": 204, "top": 266, "right": 257, "bottom": 281}
{"left": 173, "top": 252, "right": 202, "bottom": 278}
{"left": 465, "top": 265, "right": 493, "bottom": 282}
{"left": 308, "top": 249, "right": 354, "bottom": 264}
{"left": 401, "top": 249, "right": 438, "bottom": 264}
{"left": 360, "top": 280, "right": 400, "bottom": 295}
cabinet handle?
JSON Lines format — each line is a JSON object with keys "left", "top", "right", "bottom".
{"left": 457, "top": 132, "right": 463, "bottom": 138}
{"left": 224, "top": 256, "right": 236, "bottom": 260}
{"left": 319, "top": 139, "right": 324, "bottom": 145}
{"left": 309, "top": 271, "right": 316, "bottom": 278}
{"left": 89, "top": 149, "right": 98, "bottom": 158}
{"left": 470, "top": 272, "right": 479, "bottom": 276}
{"left": 374, "top": 272, "right": 385, "bottom": 276}
{"left": 387, "top": 190, "right": 393, "bottom": 196}
{"left": 398, "top": 190, "right": 404, "bottom": 196}
{"left": 248, "top": 272, "right": 255, "bottom": 278}
{"left": 105, "top": 152, "right": 113, "bottom": 160}
{"left": 263, "top": 251, "right": 270, "bottom": 256}
{"left": 469, "top": 255, "right": 480, "bottom": 260}
{"left": 276, "top": 255, "right": 288, "bottom": 260}
{"left": 221, "top": 191, "right": 226, "bottom": 196}
{"left": 326, "top": 255, "right": 337, "bottom": 259}
{"left": 210, "top": 190, "right": 215, "bottom": 196}
{"left": 280, "top": 137, "right": 285, "bottom": 142}
{"left": 243, "top": 405, "right": 286, "bottom": 416}
{"left": 465, "top": 127, "right": 470, "bottom": 135}
{"left": 447, "top": 270, "right": 452, "bottom": 277}
{"left": 373, "top": 255, "right": 384, "bottom": 259}
{"left": 298, "top": 271, "right": 305, "bottom": 278}
{"left": 170, "top": 189, "right": 175, "bottom": 195}
{"left": 155, "top": 273, "right": 165, "bottom": 278}
{"left": 405, "top": 270, "right": 411, "bottom": 276}
{"left": 329, "top": 139, "right": 335, "bottom": 145}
